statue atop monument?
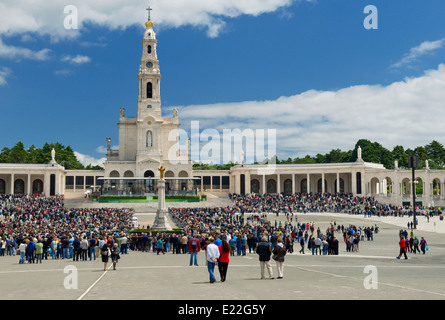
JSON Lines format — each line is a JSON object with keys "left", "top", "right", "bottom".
{"left": 158, "top": 166, "right": 165, "bottom": 180}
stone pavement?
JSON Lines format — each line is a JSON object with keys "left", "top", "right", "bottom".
{"left": 1, "top": 201, "right": 444, "bottom": 301}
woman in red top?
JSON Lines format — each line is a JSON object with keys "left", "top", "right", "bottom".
{"left": 218, "top": 239, "right": 230, "bottom": 282}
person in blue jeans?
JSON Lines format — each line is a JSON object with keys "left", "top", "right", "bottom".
{"left": 26, "top": 239, "right": 36, "bottom": 263}
{"left": 206, "top": 237, "right": 220, "bottom": 283}
{"left": 188, "top": 237, "right": 201, "bottom": 266}
{"left": 19, "top": 241, "right": 27, "bottom": 264}
{"left": 89, "top": 236, "right": 97, "bottom": 261}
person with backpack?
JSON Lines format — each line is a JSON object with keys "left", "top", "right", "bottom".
{"left": 189, "top": 235, "right": 201, "bottom": 266}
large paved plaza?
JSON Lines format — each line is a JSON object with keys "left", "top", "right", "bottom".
{"left": 1, "top": 199, "right": 444, "bottom": 302}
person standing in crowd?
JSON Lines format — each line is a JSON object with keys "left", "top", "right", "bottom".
{"left": 181, "top": 234, "right": 189, "bottom": 254}
{"left": 206, "top": 237, "right": 220, "bottom": 283}
{"left": 229, "top": 236, "right": 236, "bottom": 256}
{"left": 73, "top": 236, "right": 81, "bottom": 261}
{"left": 26, "top": 238, "right": 36, "bottom": 263}
{"left": 218, "top": 239, "right": 231, "bottom": 282}
{"left": 189, "top": 235, "right": 200, "bottom": 266}
{"left": 89, "top": 235, "right": 97, "bottom": 260}
{"left": 120, "top": 234, "right": 128, "bottom": 254}
{"left": 256, "top": 236, "right": 274, "bottom": 280}
{"left": 80, "top": 237, "right": 89, "bottom": 261}
{"left": 156, "top": 237, "right": 165, "bottom": 255}
{"left": 272, "top": 237, "right": 286, "bottom": 279}
{"left": 35, "top": 239, "right": 43, "bottom": 264}
{"left": 19, "top": 240, "right": 27, "bottom": 264}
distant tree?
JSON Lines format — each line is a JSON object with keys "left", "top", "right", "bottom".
{"left": 9, "top": 142, "right": 27, "bottom": 163}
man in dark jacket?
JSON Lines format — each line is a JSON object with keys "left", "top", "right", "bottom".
{"left": 256, "top": 236, "right": 274, "bottom": 279}
{"left": 26, "top": 238, "right": 36, "bottom": 263}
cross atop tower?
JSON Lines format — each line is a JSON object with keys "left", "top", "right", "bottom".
{"left": 146, "top": 5, "right": 152, "bottom": 21}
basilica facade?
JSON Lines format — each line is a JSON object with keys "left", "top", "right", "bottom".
{"left": 1, "top": 16, "right": 445, "bottom": 207}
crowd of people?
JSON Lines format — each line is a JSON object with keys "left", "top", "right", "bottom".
{"left": 0, "top": 192, "right": 434, "bottom": 275}
{"left": 0, "top": 194, "right": 133, "bottom": 265}
{"left": 229, "top": 192, "right": 442, "bottom": 218}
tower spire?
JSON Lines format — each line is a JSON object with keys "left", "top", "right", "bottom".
{"left": 146, "top": 5, "right": 152, "bottom": 21}
{"left": 145, "top": 5, "right": 154, "bottom": 28}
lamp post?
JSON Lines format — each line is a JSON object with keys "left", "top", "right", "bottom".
{"left": 408, "top": 154, "right": 418, "bottom": 229}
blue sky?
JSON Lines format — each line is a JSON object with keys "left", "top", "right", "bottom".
{"left": 1, "top": 0, "right": 445, "bottom": 165}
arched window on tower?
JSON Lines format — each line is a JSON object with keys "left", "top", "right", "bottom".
{"left": 147, "top": 45, "right": 152, "bottom": 54}
{"left": 147, "top": 82, "right": 153, "bottom": 99}
{"left": 146, "top": 131, "right": 153, "bottom": 147}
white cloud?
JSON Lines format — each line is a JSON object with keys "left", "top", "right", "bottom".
{"left": 0, "top": 38, "right": 51, "bottom": 60}
{"left": 61, "top": 54, "right": 91, "bottom": 64}
{"left": 0, "top": 67, "right": 11, "bottom": 85}
{"left": 0, "top": 0, "right": 303, "bottom": 40}
{"left": 54, "top": 69, "right": 73, "bottom": 77}
{"left": 74, "top": 151, "right": 106, "bottom": 167}
{"left": 176, "top": 63, "right": 445, "bottom": 160}
{"left": 391, "top": 38, "right": 445, "bottom": 69}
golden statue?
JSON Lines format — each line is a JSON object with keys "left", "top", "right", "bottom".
{"left": 158, "top": 166, "right": 165, "bottom": 180}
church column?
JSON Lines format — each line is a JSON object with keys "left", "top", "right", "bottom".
{"left": 245, "top": 171, "right": 251, "bottom": 194}
{"left": 336, "top": 172, "right": 340, "bottom": 193}
{"left": 321, "top": 173, "right": 325, "bottom": 194}
{"left": 44, "top": 173, "right": 50, "bottom": 196}
{"left": 277, "top": 173, "right": 281, "bottom": 194}
{"left": 292, "top": 174, "right": 295, "bottom": 194}
{"left": 235, "top": 174, "right": 241, "bottom": 194}
{"left": 27, "top": 174, "right": 31, "bottom": 195}
{"left": 351, "top": 172, "right": 357, "bottom": 195}
{"left": 262, "top": 175, "right": 266, "bottom": 194}
{"left": 307, "top": 173, "right": 311, "bottom": 194}
{"left": 10, "top": 173, "right": 14, "bottom": 194}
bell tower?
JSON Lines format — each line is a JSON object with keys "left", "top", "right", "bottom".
{"left": 138, "top": 7, "right": 162, "bottom": 119}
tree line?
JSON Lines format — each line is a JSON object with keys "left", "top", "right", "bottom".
{"left": 192, "top": 139, "right": 445, "bottom": 170}
{"left": 0, "top": 142, "right": 103, "bottom": 170}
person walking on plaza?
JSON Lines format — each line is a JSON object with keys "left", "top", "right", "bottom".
{"left": 397, "top": 236, "right": 408, "bottom": 259}
{"left": 412, "top": 236, "right": 421, "bottom": 254}
{"left": 101, "top": 243, "right": 110, "bottom": 271}
{"left": 218, "top": 239, "right": 231, "bottom": 282}
{"left": 272, "top": 238, "right": 286, "bottom": 279}
{"left": 420, "top": 237, "right": 428, "bottom": 254}
{"left": 299, "top": 236, "right": 305, "bottom": 254}
{"left": 206, "top": 237, "right": 220, "bottom": 283}
{"left": 256, "top": 236, "right": 274, "bottom": 280}
{"left": 110, "top": 243, "right": 120, "bottom": 270}
{"left": 189, "top": 235, "right": 200, "bottom": 266}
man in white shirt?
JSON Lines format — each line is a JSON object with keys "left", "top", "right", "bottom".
{"left": 206, "top": 237, "right": 220, "bottom": 283}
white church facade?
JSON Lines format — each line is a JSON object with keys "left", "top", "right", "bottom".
{"left": 1, "top": 16, "right": 445, "bottom": 207}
